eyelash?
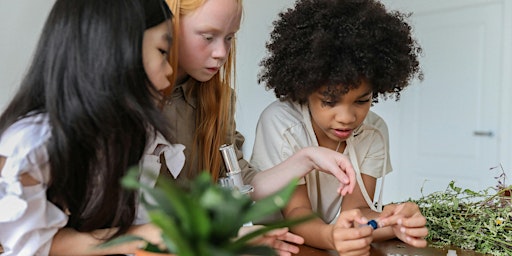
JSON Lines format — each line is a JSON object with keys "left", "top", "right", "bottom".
{"left": 159, "top": 49, "right": 168, "bottom": 56}
{"left": 320, "top": 98, "right": 371, "bottom": 107}
{"left": 203, "top": 35, "right": 235, "bottom": 42}
{"left": 356, "top": 99, "right": 371, "bottom": 104}
{"left": 321, "top": 100, "right": 336, "bottom": 107}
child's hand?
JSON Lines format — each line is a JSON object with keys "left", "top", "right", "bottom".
{"left": 378, "top": 202, "right": 428, "bottom": 248}
{"left": 303, "top": 147, "right": 356, "bottom": 196}
{"left": 238, "top": 225, "right": 304, "bottom": 256}
{"left": 332, "top": 209, "right": 373, "bottom": 256}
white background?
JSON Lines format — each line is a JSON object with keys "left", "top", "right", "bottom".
{"left": 2, "top": 0, "right": 511, "bottom": 204}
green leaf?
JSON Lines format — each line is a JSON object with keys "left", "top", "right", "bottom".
{"left": 148, "top": 209, "right": 194, "bottom": 256}
{"left": 228, "top": 214, "right": 315, "bottom": 251}
{"left": 243, "top": 178, "right": 299, "bottom": 223}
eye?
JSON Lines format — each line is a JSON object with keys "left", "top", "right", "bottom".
{"left": 226, "top": 35, "right": 235, "bottom": 42}
{"left": 355, "top": 99, "right": 371, "bottom": 105}
{"left": 203, "top": 34, "right": 214, "bottom": 41}
{"left": 321, "top": 100, "right": 337, "bottom": 107}
{"left": 159, "top": 49, "right": 168, "bottom": 56}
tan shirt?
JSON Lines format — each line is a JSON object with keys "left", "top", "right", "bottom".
{"left": 160, "top": 78, "right": 256, "bottom": 184}
{"left": 251, "top": 100, "right": 392, "bottom": 223}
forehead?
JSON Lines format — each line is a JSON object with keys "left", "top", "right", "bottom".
{"left": 318, "top": 81, "right": 372, "bottom": 98}
{"left": 145, "top": 20, "right": 173, "bottom": 40}
{"left": 184, "top": 0, "right": 242, "bottom": 31}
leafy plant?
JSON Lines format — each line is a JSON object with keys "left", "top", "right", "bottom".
{"left": 100, "top": 167, "right": 312, "bottom": 256}
{"left": 404, "top": 165, "right": 512, "bottom": 256}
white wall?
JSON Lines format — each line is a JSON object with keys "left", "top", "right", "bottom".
{"left": 235, "top": 0, "right": 295, "bottom": 157}
{"left": 2, "top": 0, "right": 511, "bottom": 204}
{"left": 235, "top": 0, "right": 512, "bottom": 204}
{"left": 0, "top": 1, "right": 55, "bottom": 111}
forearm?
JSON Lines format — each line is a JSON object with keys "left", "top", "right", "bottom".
{"left": 50, "top": 224, "right": 158, "bottom": 255}
{"left": 250, "top": 148, "right": 313, "bottom": 200}
{"left": 50, "top": 227, "right": 142, "bottom": 255}
{"left": 286, "top": 208, "right": 335, "bottom": 250}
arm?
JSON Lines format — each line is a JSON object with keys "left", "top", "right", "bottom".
{"left": 282, "top": 185, "right": 336, "bottom": 249}
{"left": 49, "top": 224, "right": 162, "bottom": 256}
{"left": 250, "top": 146, "right": 355, "bottom": 200}
{"left": 283, "top": 188, "right": 372, "bottom": 254}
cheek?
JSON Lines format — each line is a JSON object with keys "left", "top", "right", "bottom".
{"left": 355, "top": 105, "right": 371, "bottom": 122}
{"left": 309, "top": 105, "right": 331, "bottom": 126}
{"left": 179, "top": 32, "right": 205, "bottom": 55}
{"left": 144, "top": 58, "right": 165, "bottom": 89}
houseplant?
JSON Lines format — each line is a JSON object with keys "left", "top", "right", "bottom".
{"left": 100, "top": 167, "right": 312, "bottom": 256}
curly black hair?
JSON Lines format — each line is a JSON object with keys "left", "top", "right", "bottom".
{"left": 258, "top": 0, "right": 423, "bottom": 104}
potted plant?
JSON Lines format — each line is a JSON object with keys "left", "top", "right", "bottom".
{"left": 100, "top": 167, "right": 312, "bottom": 256}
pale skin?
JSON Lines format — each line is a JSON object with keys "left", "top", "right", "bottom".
{"left": 283, "top": 81, "right": 428, "bottom": 255}
{"left": 175, "top": 0, "right": 358, "bottom": 254}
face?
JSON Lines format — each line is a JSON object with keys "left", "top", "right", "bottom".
{"left": 177, "top": 0, "right": 242, "bottom": 82}
{"left": 308, "top": 81, "right": 373, "bottom": 148}
{"left": 143, "top": 20, "right": 174, "bottom": 91}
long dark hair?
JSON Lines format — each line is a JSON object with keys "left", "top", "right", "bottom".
{"left": 0, "top": 0, "right": 172, "bottom": 238}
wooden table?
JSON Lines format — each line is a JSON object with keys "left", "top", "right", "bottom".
{"left": 295, "top": 239, "right": 488, "bottom": 256}
{"left": 0, "top": 240, "right": 488, "bottom": 255}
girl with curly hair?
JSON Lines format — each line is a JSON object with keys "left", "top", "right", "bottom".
{"left": 251, "top": 0, "right": 428, "bottom": 254}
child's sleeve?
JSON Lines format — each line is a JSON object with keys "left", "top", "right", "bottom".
{"left": 0, "top": 115, "right": 68, "bottom": 256}
{"left": 250, "top": 102, "right": 297, "bottom": 173}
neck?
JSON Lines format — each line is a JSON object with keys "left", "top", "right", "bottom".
{"left": 335, "top": 140, "right": 342, "bottom": 152}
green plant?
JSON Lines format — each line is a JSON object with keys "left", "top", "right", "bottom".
{"left": 100, "top": 167, "right": 312, "bottom": 256}
{"left": 404, "top": 165, "right": 512, "bottom": 256}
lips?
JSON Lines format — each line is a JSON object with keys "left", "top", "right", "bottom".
{"left": 206, "top": 67, "right": 219, "bottom": 73}
{"left": 333, "top": 129, "right": 353, "bottom": 139}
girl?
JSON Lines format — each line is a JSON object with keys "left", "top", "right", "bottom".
{"left": 161, "top": 1, "right": 358, "bottom": 254}
{"left": 252, "top": 0, "right": 428, "bottom": 255}
{"left": 0, "top": 0, "right": 175, "bottom": 254}
{"left": 161, "top": 0, "right": 356, "bottom": 201}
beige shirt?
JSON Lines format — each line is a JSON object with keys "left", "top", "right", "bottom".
{"left": 251, "top": 100, "right": 392, "bottom": 223}
{"left": 160, "top": 78, "right": 256, "bottom": 184}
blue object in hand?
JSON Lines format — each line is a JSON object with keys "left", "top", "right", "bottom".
{"left": 367, "top": 219, "right": 378, "bottom": 229}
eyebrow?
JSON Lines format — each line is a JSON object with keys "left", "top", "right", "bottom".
{"left": 197, "top": 23, "right": 239, "bottom": 35}
{"left": 162, "top": 33, "right": 172, "bottom": 45}
{"left": 358, "top": 91, "right": 373, "bottom": 98}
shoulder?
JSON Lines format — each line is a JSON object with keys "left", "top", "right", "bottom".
{"left": 0, "top": 113, "right": 51, "bottom": 160}
{"left": 362, "top": 111, "right": 389, "bottom": 134}
{"left": 350, "top": 111, "right": 389, "bottom": 146}
{"left": 258, "top": 100, "right": 304, "bottom": 127}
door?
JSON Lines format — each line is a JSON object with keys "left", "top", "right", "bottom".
{"left": 375, "top": 0, "right": 506, "bottom": 201}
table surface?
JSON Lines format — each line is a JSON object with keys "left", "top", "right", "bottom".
{"left": 295, "top": 239, "right": 489, "bottom": 256}
{"left": 0, "top": 240, "right": 488, "bottom": 255}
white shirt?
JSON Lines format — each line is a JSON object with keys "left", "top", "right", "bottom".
{"left": 250, "top": 100, "right": 392, "bottom": 223}
{"left": 0, "top": 113, "right": 184, "bottom": 256}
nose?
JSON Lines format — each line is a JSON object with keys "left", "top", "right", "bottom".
{"left": 212, "top": 40, "right": 230, "bottom": 63}
{"left": 334, "top": 106, "right": 356, "bottom": 125}
{"left": 164, "top": 60, "right": 173, "bottom": 77}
